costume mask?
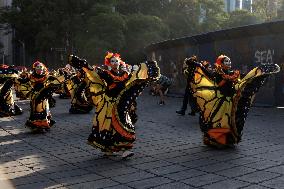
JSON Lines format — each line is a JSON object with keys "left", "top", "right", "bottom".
{"left": 223, "top": 57, "right": 231, "bottom": 69}
{"left": 110, "top": 57, "right": 120, "bottom": 70}
{"left": 32, "top": 61, "right": 47, "bottom": 76}
{"left": 34, "top": 63, "right": 46, "bottom": 75}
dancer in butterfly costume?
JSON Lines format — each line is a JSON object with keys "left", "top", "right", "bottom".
{"left": 66, "top": 68, "right": 93, "bottom": 114}
{"left": 0, "top": 64, "right": 23, "bottom": 117}
{"left": 57, "top": 66, "right": 73, "bottom": 99}
{"left": 184, "top": 55, "right": 280, "bottom": 147}
{"left": 14, "top": 68, "right": 30, "bottom": 100}
{"left": 68, "top": 52, "right": 160, "bottom": 158}
{"left": 24, "top": 61, "right": 64, "bottom": 132}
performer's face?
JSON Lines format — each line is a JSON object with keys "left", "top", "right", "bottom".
{"left": 223, "top": 57, "right": 231, "bottom": 69}
{"left": 206, "top": 64, "right": 212, "bottom": 71}
{"left": 35, "top": 64, "right": 45, "bottom": 75}
{"left": 76, "top": 71, "right": 81, "bottom": 77}
{"left": 110, "top": 57, "right": 120, "bottom": 71}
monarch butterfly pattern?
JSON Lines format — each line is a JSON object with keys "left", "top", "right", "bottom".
{"left": 0, "top": 67, "right": 23, "bottom": 117}
{"left": 66, "top": 74, "right": 93, "bottom": 114}
{"left": 25, "top": 75, "right": 64, "bottom": 133}
{"left": 184, "top": 58, "right": 280, "bottom": 147}
{"left": 69, "top": 55, "right": 160, "bottom": 153}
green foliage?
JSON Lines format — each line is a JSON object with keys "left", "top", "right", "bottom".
{"left": 277, "top": 0, "right": 284, "bottom": 19}
{"left": 35, "top": 29, "right": 57, "bottom": 52}
{"left": 161, "top": 0, "right": 200, "bottom": 37}
{"left": 1, "top": 0, "right": 91, "bottom": 54}
{"left": 75, "top": 13, "right": 126, "bottom": 64}
{"left": 124, "top": 14, "right": 169, "bottom": 63}
{"left": 116, "top": 0, "right": 162, "bottom": 16}
{"left": 198, "top": 0, "right": 227, "bottom": 32}
{"left": 223, "top": 9, "right": 261, "bottom": 28}
{"left": 0, "top": 0, "right": 278, "bottom": 66}
{"left": 252, "top": 0, "right": 279, "bottom": 21}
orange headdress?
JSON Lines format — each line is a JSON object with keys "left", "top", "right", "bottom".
{"left": 104, "top": 51, "right": 125, "bottom": 66}
{"left": 216, "top": 55, "right": 239, "bottom": 81}
{"left": 201, "top": 60, "right": 210, "bottom": 67}
{"left": 215, "top": 55, "right": 232, "bottom": 69}
{"left": 0, "top": 64, "right": 9, "bottom": 69}
{"left": 32, "top": 61, "right": 48, "bottom": 76}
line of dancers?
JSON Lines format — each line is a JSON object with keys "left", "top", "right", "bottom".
{"left": 0, "top": 53, "right": 280, "bottom": 158}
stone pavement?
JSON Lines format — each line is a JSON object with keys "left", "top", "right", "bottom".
{"left": 0, "top": 93, "right": 283, "bottom": 189}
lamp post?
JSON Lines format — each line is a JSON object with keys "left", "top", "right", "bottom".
{"left": 18, "top": 40, "right": 25, "bottom": 66}
{"left": 0, "top": 52, "right": 5, "bottom": 64}
{"left": 51, "top": 47, "right": 66, "bottom": 68}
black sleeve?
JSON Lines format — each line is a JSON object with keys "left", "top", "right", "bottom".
{"left": 96, "top": 68, "right": 112, "bottom": 84}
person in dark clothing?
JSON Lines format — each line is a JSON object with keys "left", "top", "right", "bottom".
{"left": 176, "top": 56, "right": 200, "bottom": 116}
{"left": 176, "top": 82, "right": 197, "bottom": 116}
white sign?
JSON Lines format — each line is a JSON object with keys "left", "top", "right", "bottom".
{"left": 255, "top": 49, "right": 274, "bottom": 65}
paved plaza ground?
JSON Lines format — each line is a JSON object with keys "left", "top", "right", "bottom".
{"left": 0, "top": 93, "right": 284, "bottom": 189}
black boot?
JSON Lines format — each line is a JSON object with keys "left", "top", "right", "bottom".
{"left": 188, "top": 111, "right": 196, "bottom": 116}
{"left": 50, "top": 119, "right": 56, "bottom": 126}
{"left": 159, "top": 101, "right": 165, "bottom": 105}
{"left": 14, "top": 104, "right": 23, "bottom": 115}
{"left": 176, "top": 110, "right": 185, "bottom": 115}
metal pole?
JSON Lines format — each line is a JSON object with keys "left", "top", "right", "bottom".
{"left": 18, "top": 40, "right": 25, "bottom": 66}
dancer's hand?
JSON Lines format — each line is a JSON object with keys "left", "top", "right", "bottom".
{"left": 259, "top": 64, "right": 280, "bottom": 74}
{"left": 146, "top": 60, "right": 160, "bottom": 80}
{"left": 68, "top": 55, "right": 93, "bottom": 71}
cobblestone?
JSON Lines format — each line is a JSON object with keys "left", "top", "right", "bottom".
{"left": 0, "top": 94, "right": 283, "bottom": 188}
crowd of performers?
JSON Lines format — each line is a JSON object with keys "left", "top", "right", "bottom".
{"left": 0, "top": 52, "right": 160, "bottom": 158}
{"left": 0, "top": 52, "right": 280, "bottom": 158}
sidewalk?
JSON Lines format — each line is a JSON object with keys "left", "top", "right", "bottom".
{"left": 0, "top": 94, "right": 283, "bottom": 189}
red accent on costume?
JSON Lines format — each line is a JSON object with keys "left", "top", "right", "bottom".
{"left": 104, "top": 52, "right": 123, "bottom": 66}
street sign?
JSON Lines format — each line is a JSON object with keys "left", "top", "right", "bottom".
{"left": 51, "top": 47, "right": 66, "bottom": 52}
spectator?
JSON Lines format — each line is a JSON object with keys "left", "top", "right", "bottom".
{"left": 176, "top": 56, "right": 200, "bottom": 116}
{"left": 151, "top": 74, "right": 173, "bottom": 105}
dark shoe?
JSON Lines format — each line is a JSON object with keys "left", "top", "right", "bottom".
{"left": 188, "top": 111, "right": 196, "bottom": 116}
{"left": 122, "top": 151, "right": 134, "bottom": 159}
{"left": 159, "top": 101, "right": 165, "bottom": 105}
{"left": 176, "top": 110, "right": 185, "bottom": 115}
{"left": 50, "top": 120, "right": 56, "bottom": 126}
{"left": 14, "top": 104, "right": 23, "bottom": 115}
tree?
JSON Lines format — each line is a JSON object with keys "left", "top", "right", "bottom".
{"left": 252, "top": 0, "right": 280, "bottom": 21}
{"left": 116, "top": 0, "right": 162, "bottom": 16}
{"left": 160, "top": 0, "right": 200, "bottom": 38}
{"left": 123, "top": 14, "right": 169, "bottom": 63}
{"left": 117, "top": 0, "right": 201, "bottom": 38}
{"left": 223, "top": 9, "right": 261, "bottom": 28}
{"left": 198, "top": 0, "right": 227, "bottom": 32}
{"left": 0, "top": 0, "right": 92, "bottom": 66}
{"left": 75, "top": 12, "right": 126, "bottom": 64}
{"left": 1, "top": 0, "right": 263, "bottom": 67}
{"left": 276, "top": 0, "right": 284, "bottom": 19}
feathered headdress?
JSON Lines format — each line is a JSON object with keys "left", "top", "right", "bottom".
{"left": 32, "top": 61, "right": 48, "bottom": 75}
{"left": 104, "top": 51, "right": 122, "bottom": 66}
{"left": 215, "top": 55, "right": 228, "bottom": 67}
{"left": 0, "top": 64, "right": 9, "bottom": 69}
{"left": 201, "top": 60, "right": 210, "bottom": 67}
